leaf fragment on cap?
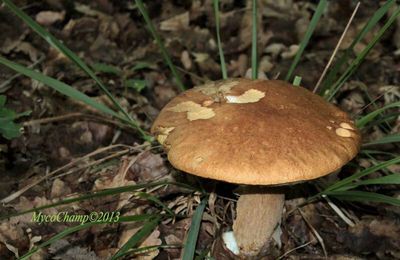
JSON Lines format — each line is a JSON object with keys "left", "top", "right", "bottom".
{"left": 339, "top": 122, "right": 354, "bottom": 130}
{"left": 195, "top": 80, "right": 239, "bottom": 96}
{"left": 168, "top": 101, "right": 215, "bottom": 120}
{"left": 218, "top": 81, "right": 239, "bottom": 93}
{"left": 195, "top": 82, "right": 218, "bottom": 95}
{"left": 225, "top": 89, "right": 265, "bottom": 104}
{"left": 156, "top": 126, "right": 175, "bottom": 145}
{"left": 335, "top": 128, "right": 352, "bottom": 138}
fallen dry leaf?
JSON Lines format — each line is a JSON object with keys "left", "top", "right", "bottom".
{"left": 160, "top": 12, "right": 189, "bottom": 31}
{"left": 35, "top": 11, "right": 65, "bottom": 26}
{"left": 49, "top": 239, "right": 98, "bottom": 260}
{"left": 51, "top": 178, "right": 72, "bottom": 199}
{"left": 93, "top": 156, "right": 136, "bottom": 209}
{"left": 14, "top": 42, "right": 40, "bottom": 62}
{"left": 180, "top": 50, "right": 192, "bottom": 70}
{"left": 129, "top": 151, "right": 169, "bottom": 182}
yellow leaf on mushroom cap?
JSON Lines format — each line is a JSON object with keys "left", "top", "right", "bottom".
{"left": 225, "top": 89, "right": 265, "bottom": 103}
{"left": 167, "top": 101, "right": 215, "bottom": 121}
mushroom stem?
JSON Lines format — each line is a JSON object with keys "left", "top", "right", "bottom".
{"left": 232, "top": 186, "right": 284, "bottom": 257}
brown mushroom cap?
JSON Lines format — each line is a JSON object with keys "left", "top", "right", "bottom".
{"left": 151, "top": 79, "right": 361, "bottom": 185}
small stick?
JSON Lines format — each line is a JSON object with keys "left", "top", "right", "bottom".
{"left": 298, "top": 208, "right": 328, "bottom": 257}
{"left": 323, "top": 195, "right": 355, "bottom": 227}
{"left": 277, "top": 240, "right": 313, "bottom": 260}
{"left": 23, "top": 112, "right": 132, "bottom": 132}
{"left": 51, "top": 148, "right": 131, "bottom": 180}
{"left": 176, "top": 66, "right": 207, "bottom": 82}
{"left": 0, "top": 144, "right": 147, "bottom": 203}
{"left": 313, "top": 2, "right": 361, "bottom": 93}
{"left": 355, "top": 85, "right": 396, "bottom": 115}
{"left": 23, "top": 112, "right": 84, "bottom": 126}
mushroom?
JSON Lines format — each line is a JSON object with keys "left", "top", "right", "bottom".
{"left": 151, "top": 79, "right": 361, "bottom": 258}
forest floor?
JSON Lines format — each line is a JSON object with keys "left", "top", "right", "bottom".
{"left": 0, "top": 0, "right": 399, "bottom": 259}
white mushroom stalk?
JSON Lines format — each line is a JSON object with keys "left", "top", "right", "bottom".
{"left": 230, "top": 187, "right": 284, "bottom": 257}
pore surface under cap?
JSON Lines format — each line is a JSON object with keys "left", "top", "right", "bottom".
{"left": 151, "top": 79, "right": 361, "bottom": 185}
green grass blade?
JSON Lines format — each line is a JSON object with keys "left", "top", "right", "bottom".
{"left": 0, "top": 56, "right": 151, "bottom": 140}
{"left": 352, "top": 173, "right": 400, "bottom": 186}
{"left": 182, "top": 197, "right": 208, "bottom": 260}
{"left": 118, "top": 244, "right": 181, "bottom": 258}
{"left": 356, "top": 101, "right": 400, "bottom": 128}
{"left": 19, "top": 222, "right": 98, "bottom": 259}
{"left": 319, "top": 0, "right": 395, "bottom": 94}
{"left": 359, "top": 88, "right": 393, "bottom": 132}
{"left": 363, "top": 152, "right": 394, "bottom": 175}
{"left": 132, "top": 61, "right": 154, "bottom": 71}
{"left": 19, "top": 214, "right": 153, "bottom": 260}
{"left": 91, "top": 63, "right": 122, "bottom": 76}
{"left": 359, "top": 149, "right": 399, "bottom": 157}
{"left": 335, "top": 174, "right": 400, "bottom": 191}
{"left": 111, "top": 216, "right": 161, "bottom": 260}
{"left": 251, "top": 0, "right": 258, "bottom": 80}
{"left": 137, "top": 192, "right": 175, "bottom": 217}
{"left": 363, "top": 134, "right": 400, "bottom": 146}
{"left": 284, "top": 0, "right": 327, "bottom": 81}
{"left": 135, "top": 0, "right": 185, "bottom": 91}
{"left": 361, "top": 113, "right": 398, "bottom": 131}
{"left": 344, "top": 0, "right": 394, "bottom": 55}
{"left": 194, "top": 249, "right": 213, "bottom": 260}
{"left": 325, "top": 7, "right": 400, "bottom": 101}
{"left": 0, "top": 95, "right": 6, "bottom": 106}
{"left": 213, "top": 0, "right": 227, "bottom": 79}
{"left": 293, "top": 76, "right": 302, "bottom": 86}
{"left": 1, "top": 0, "right": 135, "bottom": 125}
{"left": 324, "top": 157, "right": 400, "bottom": 192}
{"left": 0, "top": 57, "right": 120, "bottom": 119}
{"left": 325, "top": 190, "right": 400, "bottom": 206}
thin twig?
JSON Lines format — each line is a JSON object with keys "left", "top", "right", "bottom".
{"left": 176, "top": 66, "right": 207, "bottom": 83}
{"left": 323, "top": 195, "right": 355, "bottom": 227}
{"left": 23, "top": 112, "right": 84, "bottom": 126}
{"left": 298, "top": 208, "right": 328, "bottom": 257}
{"left": 355, "top": 85, "right": 396, "bottom": 115}
{"left": 313, "top": 2, "right": 361, "bottom": 93}
{"left": 51, "top": 148, "right": 131, "bottom": 180}
{"left": 23, "top": 112, "right": 136, "bottom": 133}
{"left": 0, "top": 144, "right": 148, "bottom": 203}
{"left": 277, "top": 240, "right": 313, "bottom": 260}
